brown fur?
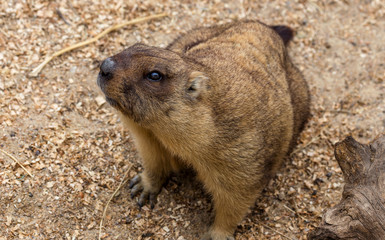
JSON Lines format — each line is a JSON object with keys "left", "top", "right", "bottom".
{"left": 97, "top": 20, "right": 310, "bottom": 240}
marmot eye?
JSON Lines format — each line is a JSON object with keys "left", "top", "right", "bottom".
{"left": 146, "top": 71, "right": 163, "bottom": 82}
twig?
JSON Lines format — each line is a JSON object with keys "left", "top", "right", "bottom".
{"left": 0, "top": 28, "right": 10, "bottom": 38}
{"left": 283, "top": 204, "right": 309, "bottom": 222}
{"left": 56, "top": 9, "right": 71, "bottom": 25}
{"left": 0, "top": 149, "right": 34, "bottom": 178}
{"left": 98, "top": 166, "right": 132, "bottom": 240}
{"left": 29, "top": 13, "right": 167, "bottom": 77}
{"left": 116, "top": 137, "right": 130, "bottom": 146}
{"left": 327, "top": 109, "right": 352, "bottom": 115}
{"left": 261, "top": 223, "right": 296, "bottom": 240}
{"left": 290, "top": 135, "right": 319, "bottom": 156}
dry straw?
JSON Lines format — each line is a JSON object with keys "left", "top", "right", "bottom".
{"left": 0, "top": 148, "right": 34, "bottom": 178}
{"left": 98, "top": 166, "right": 132, "bottom": 240}
{"left": 29, "top": 13, "right": 167, "bottom": 77}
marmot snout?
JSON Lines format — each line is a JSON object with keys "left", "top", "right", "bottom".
{"left": 98, "top": 20, "right": 310, "bottom": 240}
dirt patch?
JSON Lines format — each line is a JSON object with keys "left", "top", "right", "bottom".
{"left": 1, "top": 0, "right": 384, "bottom": 239}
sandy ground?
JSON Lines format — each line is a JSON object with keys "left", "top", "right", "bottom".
{"left": 1, "top": 0, "right": 384, "bottom": 239}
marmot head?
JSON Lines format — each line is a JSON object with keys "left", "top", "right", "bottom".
{"left": 97, "top": 43, "right": 209, "bottom": 125}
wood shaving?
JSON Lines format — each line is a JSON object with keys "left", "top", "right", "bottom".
{"left": 0, "top": 0, "right": 384, "bottom": 239}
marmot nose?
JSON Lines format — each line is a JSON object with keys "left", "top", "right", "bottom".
{"left": 100, "top": 57, "right": 116, "bottom": 77}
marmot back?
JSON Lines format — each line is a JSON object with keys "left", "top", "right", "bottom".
{"left": 97, "top": 20, "right": 310, "bottom": 240}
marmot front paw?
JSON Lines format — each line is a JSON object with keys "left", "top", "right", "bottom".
{"left": 129, "top": 174, "right": 161, "bottom": 209}
{"left": 201, "top": 230, "right": 235, "bottom": 240}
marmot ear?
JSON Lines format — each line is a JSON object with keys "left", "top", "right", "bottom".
{"left": 186, "top": 71, "right": 209, "bottom": 99}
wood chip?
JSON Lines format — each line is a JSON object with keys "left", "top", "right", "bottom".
{"left": 1, "top": 0, "right": 384, "bottom": 239}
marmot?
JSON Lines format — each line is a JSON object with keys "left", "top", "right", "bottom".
{"left": 97, "top": 20, "right": 310, "bottom": 240}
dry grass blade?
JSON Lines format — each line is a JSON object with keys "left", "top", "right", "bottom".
{"left": 261, "top": 223, "right": 296, "bottom": 240}
{"left": 283, "top": 204, "right": 309, "bottom": 223}
{"left": 0, "top": 148, "right": 34, "bottom": 178}
{"left": 29, "top": 13, "right": 168, "bottom": 77}
{"left": 98, "top": 166, "right": 132, "bottom": 240}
